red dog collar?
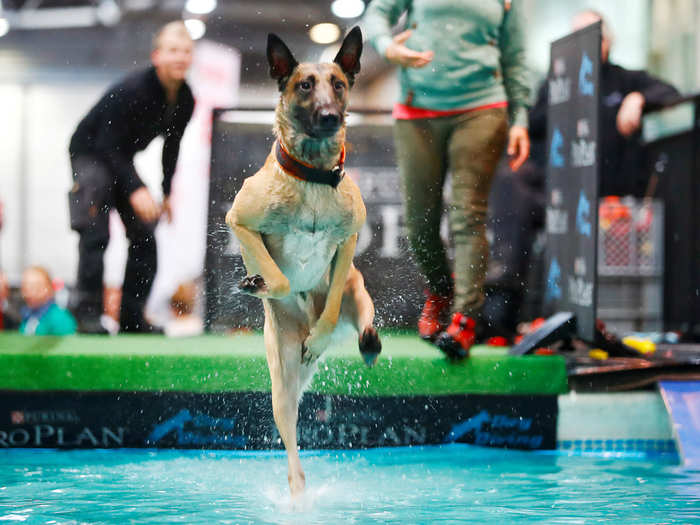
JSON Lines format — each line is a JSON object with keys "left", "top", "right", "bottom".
{"left": 275, "top": 141, "right": 345, "bottom": 188}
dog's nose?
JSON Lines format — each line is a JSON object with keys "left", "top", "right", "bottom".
{"left": 319, "top": 110, "right": 341, "bottom": 129}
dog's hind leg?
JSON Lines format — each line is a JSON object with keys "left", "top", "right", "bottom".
{"left": 263, "top": 300, "right": 307, "bottom": 498}
{"left": 341, "top": 265, "right": 382, "bottom": 367}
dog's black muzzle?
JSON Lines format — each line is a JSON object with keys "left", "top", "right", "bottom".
{"left": 312, "top": 108, "right": 343, "bottom": 137}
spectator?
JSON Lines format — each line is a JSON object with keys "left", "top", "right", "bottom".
{"left": 1, "top": 271, "right": 20, "bottom": 331}
{"left": 19, "top": 266, "right": 76, "bottom": 336}
{"left": 0, "top": 205, "right": 21, "bottom": 331}
{"left": 484, "top": 8, "right": 680, "bottom": 336}
{"left": 101, "top": 285, "right": 122, "bottom": 335}
{"left": 164, "top": 280, "right": 203, "bottom": 337}
{"left": 363, "top": 0, "right": 530, "bottom": 359}
{"left": 68, "top": 20, "right": 195, "bottom": 334}
{"left": 529, "top": 9, "right": 680, "bottom": 198}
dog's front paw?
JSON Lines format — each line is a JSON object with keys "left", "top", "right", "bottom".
{"left": 239, "top": 274, "right": 267, "bottom": 295}
{"left": 359, "top": 326, "right": 382, "bottom": 368}
{"left": 301, "top": 319, "right": 334, "bottom": 365}
{"left": 300, "top": 342, "right": 318, "bottom": 366}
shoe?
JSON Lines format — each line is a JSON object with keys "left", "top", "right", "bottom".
{"left": 76, "top": 316, "right": 109, "bottom": 335}
{"left": 435, "top": 312, "right": 476, "bottom": 360}
{"left": 120, "top": 320, "right": 164, "bottom": 334}
{"left": 484, "top": 335, "right": 510, "bottom": 347}
{"left": 418, "top": 291, "right": 452, "bottom": 341}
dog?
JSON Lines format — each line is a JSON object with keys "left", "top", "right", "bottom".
{"left": 225, "top": 27, "right": 381, "bottom": 498}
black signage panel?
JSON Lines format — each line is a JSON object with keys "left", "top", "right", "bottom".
{"left": 543, "top": 23, "right": 602, "bottom": 341}
{"left": 0, "top": 391, "right": 557, "bottom": 450}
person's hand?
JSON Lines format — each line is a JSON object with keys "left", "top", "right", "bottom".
{"left": 617, "top": 91, "right": 645, "bottom": 137}
{"left": 385, "top": 30, "right": 434, "bottom": 68}
{"left": 507, "top": 126, "right": 530, "bottom": 172}
{"left": 162, "top": 197, "right": 173, "bottom": 223}
{"left": 129, "top": 187, "right": 160, "bottom": 223}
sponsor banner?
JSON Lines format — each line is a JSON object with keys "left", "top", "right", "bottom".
{"left": 0, "top": 391, "right": 557, "bottom": 451}
{"left": 544, "top": 23, "right": 601, "bottom": 340}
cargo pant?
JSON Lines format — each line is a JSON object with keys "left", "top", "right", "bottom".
{"left": 68, "top": 155, "right": 157, "bottom": 331}
{"left": 394, "top": 106, "right": 509, "bottom": 317}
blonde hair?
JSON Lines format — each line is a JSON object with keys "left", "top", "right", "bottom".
{"left": 152, "top": 21, "right": 192, "bottom": 51}
{"left": 24, "top": 265, "right": 53, "bottom": 288}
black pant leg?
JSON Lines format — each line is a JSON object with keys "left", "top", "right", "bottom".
{"left": 69, "top": 156, "right": 113, "bottom": 320}
{"left": 114, "top": 191, "right": 158, "bottom": 332}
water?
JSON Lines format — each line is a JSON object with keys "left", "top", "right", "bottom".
{"left": 0, "top": 445, "right": 699, "bottom": 524}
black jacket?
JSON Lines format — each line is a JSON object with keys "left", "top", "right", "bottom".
{"left": 529, "top": 61, "right": 679, "bottom": 197}
{"left": 70, "top": 67, "right": 195, "bottom": 199}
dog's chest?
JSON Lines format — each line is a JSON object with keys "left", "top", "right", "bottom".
{"left": 263, "top": 181, "right": 353, "bottom": 236}
{"left": 260, "top": 183, "right": 355, "bottom": 289}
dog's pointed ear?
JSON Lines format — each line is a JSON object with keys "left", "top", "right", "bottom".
{"left": 334, "top": 26, "right": 363, "bottom": 87}
{"left": 267, "top": 33, "right": 299, "bottom": 91}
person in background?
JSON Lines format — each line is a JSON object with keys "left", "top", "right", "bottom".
{"left": 164, "top": 280, "right": 203, "bottom": 337}
{"left": 529, "top": 9, "right": 680, "bottom": 198}
{"left": 101, "top": 285, "right": 122, "bottom": 335}
{"left": 0, "top": 203, "right": 20, "bottom": 331}
{"left": 482, "top": 8, "right": 681, "bottom": 338}
{"left": 20, "top": 266, "right": 76, "bottom": 336}
{"left": 363, "top": 0, "right": 531, "bottom": 359}
{"left": 1, "top": 271, "right": 20, "bottom": 331}
{"left": 68, "top": 20, "right": 195, "bottom": 335}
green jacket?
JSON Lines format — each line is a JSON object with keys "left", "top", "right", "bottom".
{"left": 363, "top": 0, "right": 530, "bottom": 127}
{"left": 20, "top": 302, "right": 77, "bottom": 336}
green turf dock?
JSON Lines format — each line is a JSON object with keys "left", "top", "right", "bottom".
{"left": 0, "top": 332, "right": 567, "bottom": 395}
{"left": 0, "top": 332, "right": 567, "bottom": 450}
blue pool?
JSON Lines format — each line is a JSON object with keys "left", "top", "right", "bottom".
{"left": 1, "top": 446, "right": 698, "bottom": 524}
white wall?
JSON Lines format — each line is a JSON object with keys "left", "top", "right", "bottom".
{"left": 0, "top": 84, "right": 24, "bottom": 283}
{"left": 1, "top": 39, "right": 244, "bottom": 327}
{"left": 527, "top": 0, "right": 650, "bottom": 77}
{"left": 0, "top": 82, "right": 106, "bottom": 284}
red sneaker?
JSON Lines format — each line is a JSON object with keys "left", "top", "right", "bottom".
{"left": 485, "top": 335, "right": 509, "bottom": 347}
{"left": 418, "top": 292, "right": 451, "bottom": 341}
{"left": 436, "top": 312, "right": 476, "bottom": 360}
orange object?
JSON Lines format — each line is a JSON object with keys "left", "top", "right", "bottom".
{"left": 436, "top": 312, "right": 476, "bottom": 359}
{"left": 534, "top": 348, "right": 555, "bottom": 355}
{"left": 418, "top": 292, "right": 451, "bottom": 341}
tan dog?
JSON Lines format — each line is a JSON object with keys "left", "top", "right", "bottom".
{"left": 225, "top": 27, "right": 380, "bottom": 498}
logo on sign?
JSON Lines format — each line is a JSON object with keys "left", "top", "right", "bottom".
{"left": 545, "top": 258, "right": 562, "bottom": 302}
{"left": 571, "top": 118, "right": 596, "bottom": 167}
{"left": 9, "top": 409, "right": 80, "bottom": 425}
{"left": 568, "top": 276, "right": 593, "bottom": 307}
{"left": 546, "top": 189, "right": 568, "bottom": 235}
{"left": 146, "top": 409, "right": 247, "bottom": 447}
{"left": 549, "top": 128, "right": 565, "bottom": 168}
{"left": 444, "top": 410, "right": 543, "bottom": 449}
{"left": 576, "top": 191, "right": 592, "bottom": 237}
{"left": 549, "top": 57, "right": 571, "bottom": 105}
{"left": 578, "top": 52, "right": 594, "bottom": 96}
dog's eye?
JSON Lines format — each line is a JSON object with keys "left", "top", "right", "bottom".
{"left": 334, "top": 81, "right": 345, "bottom": 91}
{"left": 300, "top": 81, "right": 312, "bottom": 91}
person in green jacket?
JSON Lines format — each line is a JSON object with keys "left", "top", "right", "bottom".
{"left": 363, "top": 0, "right": 531, "bottom": 359}
{"left": 19, "top": 266, "right": 77, "bottom": 336}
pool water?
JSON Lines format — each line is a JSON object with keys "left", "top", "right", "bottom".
{"left": 1, "top": 446, "right": 698, "bottom": 524}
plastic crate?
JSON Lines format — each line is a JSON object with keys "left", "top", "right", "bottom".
{"left": 597, "top": 197, "right": 664, "bottom": 276}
